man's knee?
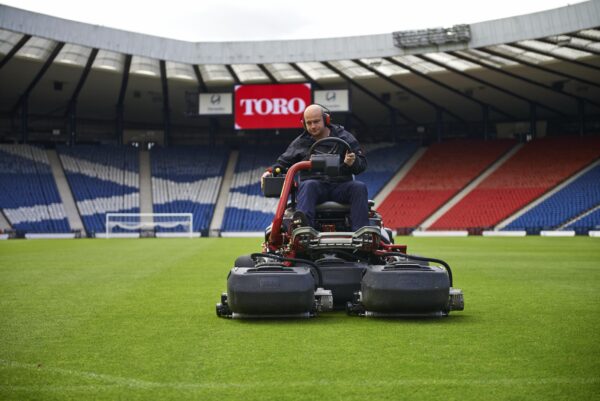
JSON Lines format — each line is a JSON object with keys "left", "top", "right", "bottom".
{"left": 297, "top": 180, "right": 324, "bottom": 203}
{"left": 299, "top": 180, "right": 321, "bottom": 192}
{"left": 348, "top": 180, "right": 368, "bottom": 198}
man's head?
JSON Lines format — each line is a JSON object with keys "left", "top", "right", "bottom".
{"left": 302, "top": 104, "right": 330, "bottom": 140}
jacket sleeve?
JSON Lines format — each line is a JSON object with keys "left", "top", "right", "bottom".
{"left": 271, "top": 137, "right": 305, "bottom": 172}
{"left": 339, "top": 131, "right": 367, "bottom": 176}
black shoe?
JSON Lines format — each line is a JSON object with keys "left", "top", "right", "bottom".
{"left": 292, "top": 211, "right": 310, "bottom": 228}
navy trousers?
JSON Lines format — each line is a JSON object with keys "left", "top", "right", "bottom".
{"left": 296, "top": 179, "right": 369, "bottom": 231}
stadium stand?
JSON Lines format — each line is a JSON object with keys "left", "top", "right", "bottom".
{"left": 220, "top": 142, "right": 417, "bottom": 232}
{"left": 361, "top": 141, "right": 419, "bottom": 199}
{"left": 57, "top": 145, "right": 139, "bottom": 235}
{"left": 503, "top": 163, "right": 600, "bottom": 233}
{"left": 378, "top": 139, "right": 516, "bottom": 230}
{"left": 0, "top": 145, "right": 70, "bottom": 233}
{"left": 221, "top": 145, "right": 285, "bottom": 232}
{"left": 150, "top": 146, "right": 229, "bottom": 234}
{"left": 565, "top": 206, "right": 600, "bottom": 234}
{"left": 431, "top": 136, "right": 600, "bottom": 231}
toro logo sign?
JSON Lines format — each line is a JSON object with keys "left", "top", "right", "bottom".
{"left": 234, "top": 83, "right": 311, "bottom": 130}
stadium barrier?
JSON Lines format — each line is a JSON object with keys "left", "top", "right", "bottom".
{"left": 482, "top": 230, "right": 526, "bottom": 237}
{"left": 155, "top": 232, "right": 202, "bottom": 238}
{"left": 0, "top": 234, "right": 8, "bottom": 240}
{"left": 412, "top": 230, "right": 469, "bottom": 237}
{"left": 540, "top": 230, "right": 576, "bottom": 237}
{"left": 25, "top": 233, "right": 77, "bottom": 239}
{"left": 95, "top": 233, "right": 140, "bottom": 239}
{"left": 221, "top": 231, "right": 264, "bottom": 238}
{"left": 589, "top": 231, "right": 600, "bottom": 237}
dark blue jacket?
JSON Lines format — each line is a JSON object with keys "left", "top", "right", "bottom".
{"left": 271, "top": 124, "right": 367, "bottom": 182}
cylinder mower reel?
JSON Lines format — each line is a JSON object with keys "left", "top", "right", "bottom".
{"left": 346, "top": 263, "right": 464, "bottom": 317}
{"left": 215, "top": 265, "right": 333, "bottom": 319}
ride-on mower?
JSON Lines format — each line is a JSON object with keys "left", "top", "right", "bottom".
{"left": 216, "top": 138, "right": 464, "bottom": 318}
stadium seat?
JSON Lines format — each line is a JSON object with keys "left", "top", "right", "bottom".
{"left": 504, "top": 163, "right": 600, "bottom": 233}
{"left": 379, "top": 138, "right": 516, "bottom": 229}
{"left": 0, "top": 144, "right": 70, "bottom": 233}
{"left": 57, "top": 145, "right": 140, "bottom": 235}
{"left": 150, "top": 145, "right": 229, "bottom": 234}
{"left": 432, "top": 136, "right": 600, "bottom": 231}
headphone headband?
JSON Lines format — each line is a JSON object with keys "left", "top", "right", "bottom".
{"left": 301, "top": 104, "right": 331, "bottom": 129}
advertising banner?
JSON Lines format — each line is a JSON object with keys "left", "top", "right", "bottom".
{"left": 313, "top": 90, "right": 349, "bottom": 112}
{"left": 234, "top": 83, "right": 311, "bottom": 129}
{"left": 199, "top": 93, "right": 232, "bottom": 115}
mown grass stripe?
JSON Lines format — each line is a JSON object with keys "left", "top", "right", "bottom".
{"left": 1, "top": 360, "right": 598, "bottom": 390}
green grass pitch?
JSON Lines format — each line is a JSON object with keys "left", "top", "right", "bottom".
{"left": 1, "top": 237, "right": 599, "bottom": 401}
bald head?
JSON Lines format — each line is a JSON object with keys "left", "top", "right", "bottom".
{"left": 303, "top": 104, "right": 326, "bottom": 120}
{"left": 302, "top": 104, "right": 330, "bottom": 140}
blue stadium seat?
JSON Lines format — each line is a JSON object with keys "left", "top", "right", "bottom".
{"left": 57, "top": 145, "right": 140, "bottom": 235}
{"left": 504, "top": 164, "right": 600, "bottom": 233}
{"left": 150, "top": 146, "right": 229, "bottom": 233}
{"left": 0, "top": 145, "right": 70, "bottom": 233}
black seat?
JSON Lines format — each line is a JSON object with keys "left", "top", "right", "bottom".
{"left": 315, "top": 201, "right": 350, "bottom": 212}
{"left": 315, "top": 200, "right": 375, "bottom": 212}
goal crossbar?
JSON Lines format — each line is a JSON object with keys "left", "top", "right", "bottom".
{"left": 105, "top": 213, "right": 193, "bottom": 238}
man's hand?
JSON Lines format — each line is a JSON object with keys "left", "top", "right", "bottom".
{"left": 261, "top": 170, "right": 271, "bottom": 191}
{"left": 344, "top": 151, "right": 356, "bottom": 167}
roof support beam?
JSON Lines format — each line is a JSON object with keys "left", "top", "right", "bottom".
{"left": 509, "top": 42, "right": 600, "bottom": 71}
{"left": 0, "top": 34, "right": 31, "bottom": 70}
{"left": 568, "top": 31, "right": 600, "bottom": 42}
{"left": 193, "top": 65, "right": 208, "bottom": 91}
{"left": 115, "top": 54, "right": 132, "bottom": 145}
{"left": 384, "top": 56, "right": 515, "bottom": 120}
{"left": 67, "top": 48, "right": 98, "bottom": 110}
{"left": 11, "top": 41, "right": 64, "bottom": 116}
{"left": 450, "top": 51, "right": 600, "bottom": 110}
{"left": 418, "top": 54, "right": 567, "bottom": 117}
{"left": 257, "top": 64, "right": 277, "bottom": 83}
{"left": 65, "top": 48, "right": 98, "bottom": 145}
{"left": 225, "top": 65, "right": 240, "bottom": 85}
{"left": 322, "top": 61, "right": 417, "bottom": 125}
{"left": 10, "top": 41, "right": 64, "bottom": 142}
{"left": 160, "top": 60, "right": 171, "bottom": 146}
{"left": 536, "top": 36, "right": 600, "bottom": 56}
{"left": 289, "top": 63, "right": 323, "bottom": 90}
{"left": 479, "top": 47, "right": 600, "bottom": 90}
{"left": 354, "top": 59, "right": 465, "bottom": 123}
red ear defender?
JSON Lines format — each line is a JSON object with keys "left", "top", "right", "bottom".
{"left": 323, "top": 112, "right": 330, "bottom": 126}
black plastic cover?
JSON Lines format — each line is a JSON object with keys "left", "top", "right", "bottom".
{"left": 262, "top": 176, "right": 285, "bottom": 198}
{"left": 361, "top": 265, "right": 450, "bottom": 313}
{"left": 227, "top": 267, "right": 315, "bottom": 315}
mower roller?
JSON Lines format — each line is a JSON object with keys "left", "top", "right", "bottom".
{"left": 216, "top": 138, "right": 464, "bottom": 318}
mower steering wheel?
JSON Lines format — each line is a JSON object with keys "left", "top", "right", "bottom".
{"left": 308, "top": 137, "right": 351, "bottom": 157}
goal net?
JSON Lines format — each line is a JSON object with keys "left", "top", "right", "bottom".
{"left": 105, "top": 213, "right": 194, "bottom": 238}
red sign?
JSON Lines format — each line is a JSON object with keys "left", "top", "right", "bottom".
{"left": 234, "top": 83, "right": 311, "bottom": 130}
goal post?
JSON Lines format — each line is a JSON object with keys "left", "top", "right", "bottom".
{"left": 105, "top": 213, "right": 194, "bottom": 238}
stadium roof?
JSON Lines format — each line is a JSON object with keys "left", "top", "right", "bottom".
{"left": 0, "top": 2, "right": 599, "bottom": 144}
